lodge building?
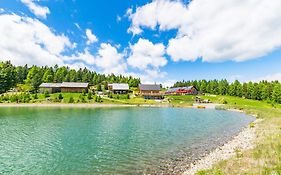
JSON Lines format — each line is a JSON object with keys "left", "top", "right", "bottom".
{"left": 139, "top": 84, "right": 163, "bottom": 99}
{"left": 39, "top": 82, "right": 89, "bottom": 93}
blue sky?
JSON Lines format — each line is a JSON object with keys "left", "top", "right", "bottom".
{"left": 0, "top": 0, "right": 281, "bottom": 86}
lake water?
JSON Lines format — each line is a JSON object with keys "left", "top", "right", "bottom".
{"left": 0, "top": 107, "right": 254, "bottom": 174}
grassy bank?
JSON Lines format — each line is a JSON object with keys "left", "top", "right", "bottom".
{"left": 0, "top": 92, "right": 160, "bottom": 105}
{"left": 194, "top": 95, "right": 281, "bottom": 175}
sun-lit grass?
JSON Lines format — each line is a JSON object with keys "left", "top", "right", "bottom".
{"left": 194, "top": 95, "right": 281, "bottom": 175}
{"left": 166, "top": 95, "right": 194, "bottom": 105}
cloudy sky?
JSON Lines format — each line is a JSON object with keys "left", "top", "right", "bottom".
{"left": 1, "top": 0, "right": 281, "bottom": 86}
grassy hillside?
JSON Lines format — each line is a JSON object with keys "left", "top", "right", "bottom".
{"left": 195, "top": 95, "right": 281, "bottom": 175}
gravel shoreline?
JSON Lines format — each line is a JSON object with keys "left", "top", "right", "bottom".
{"left": 183, "top": 117, "right": 260, "bottom": 175}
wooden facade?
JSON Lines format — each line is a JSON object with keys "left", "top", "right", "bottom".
{"left": 61, "top": 87, "right": 88, "bottom": 93}
{"left": 39, "top": 82, "right": 89, "bottom": 93}
{"left": 139, "top": 84, "right": 163, "bottom": 99}
{"left": 61, "top": 82, "right": 89, "bottom": 93}
{"left": 39, "top": 83, "right": 61, "bottom": 93}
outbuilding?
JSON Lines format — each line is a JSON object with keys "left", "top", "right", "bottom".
{"left": 39, "top": 83, "right": 62, "bottom": 93}
{"left": 108, "top": 83, "right": 129, "bottom": 94}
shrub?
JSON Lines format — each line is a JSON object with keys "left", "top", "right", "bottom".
{"left": 68, "top": 96, "right": 74, "bottom": 103}
{"left": 79, "top": 94, "right": 86, "bottom": 103}
{"left": 19, "top": 93, "right": 31, "bottom": 103}
{"left": 44, "top": 90, "right": 50, "bottom": 98}
{"left": 58, "top": 93, "right": 63, "bottom": 100}
{"left": 33, "top": 93, "right": 38, "bottom": 100}
{"left": 82, "top": 89, "right": 86, "bottom": 96}
{"left": 126, "top": 94, "right": 130, "bottom": 99}
{"left": 87, "top": 92, "right": 93, "bottom": 100}
{"left": 108, "top": 92, "right": 113, "bottom": 98}
{"left": 10, "top": 95, "right": 19, "bottom": 103}
{"left": 95, "top": 95, "right": 102, "bottom": 103}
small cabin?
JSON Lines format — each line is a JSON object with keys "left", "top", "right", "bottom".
{"left": 139, "top": 84, "right": 163, "bottom": 99}
{"left": 39, "top": 83, "right": 62, "bottom": 93}
{"left": 108, "top": 83, "right": 129, "bottom": 94}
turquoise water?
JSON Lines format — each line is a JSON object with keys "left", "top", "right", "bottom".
{"left": 0, "top": 107, "right": 254, "bottom": 174}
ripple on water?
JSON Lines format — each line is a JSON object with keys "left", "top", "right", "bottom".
{"left": 0, "top": 107, "right": 254, "bottom": 174}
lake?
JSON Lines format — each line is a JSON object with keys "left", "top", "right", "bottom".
{"left": 0, "top": 107, "right": 254, "bottom": 174}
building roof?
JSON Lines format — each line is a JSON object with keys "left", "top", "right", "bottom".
{"left": 166, "top": 86, "right": 196, "bottom": 93}
{"left": 61, "top": 82, "right": 89, "bottom": 88}
{"left": 39, "top": 83, "right": 62, "bottom": 88}
{"left": 109, "top": 83, "right": 129, "bottom": 90}
{"left": 139, "top": 84, "right": 161, "bottom": 91}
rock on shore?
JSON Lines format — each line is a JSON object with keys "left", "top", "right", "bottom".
{"left": 183, "top": 119, "right": 259, "bottom": 175}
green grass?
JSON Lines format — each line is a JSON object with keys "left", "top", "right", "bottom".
{"left": 166, "top": 95, "right": 194, "bottom": 106}
{"left": 103, "top": 96, "right": 157, "bottom": 105}
{"left": 193, "top": 95, "right": 281, "bottom": 175}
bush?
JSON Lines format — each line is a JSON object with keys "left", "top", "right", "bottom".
{"left": 33, "top": 93, "right": 38, "bottom": 100}
{"left": 126, "top": 94, "right": 130, "bottom": 99}
{"left": 19, "top": 93, "right": 31, "bottom": 103}
{"left": 82, "top": 89, "right": 86, "bottom": 96}
{"left": 87, "top": 92, "right": 93, "bottom": 100}
{"left": 79, "top": 94, "right": 86, "bottom": 103}
{"left": 10, "top": 95, "right": 19, "bottom": 103}
{"left": 68, "top": 96, "right": 74, "bottom": 103}
{"left": 108, "top": 92, "right": 113, "bottom": 98}
{"left": 44, "top": 90, "right": 50, "bottom": 98}
{"left": 95, "top": 95, "right": 102, "bottom": 103}
{"left": 58, "top": 93, "right": 63, "bottom": 100}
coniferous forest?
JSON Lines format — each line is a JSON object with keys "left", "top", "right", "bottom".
{"left": 174, "top": 79, "right": 281, "bottom": 104}
{"left": 1, "top": 61, "right": 281, "bottom": 104}
{"left": 0, "top": 61, "right": 141, "bottom": 93}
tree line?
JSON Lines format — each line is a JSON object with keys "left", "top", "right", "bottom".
{"left": 0, "top": 61, "right": 141, "bottom": 93}
{"left": 173, "top": 79, "right": 281, "bottom": 104}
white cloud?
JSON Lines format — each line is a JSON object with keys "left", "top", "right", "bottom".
{"left": 95, "top": 43, "right": 127, "bottom": 74}
{"left": 86, "top": 29, "right": 98, "bottom": 45}
{"left": 0, "top": 14, "right": 73, "bottom": 66}
{"left": 127, "top": 0, "right": 188, "bottom": 35}
{"left": 0, "top": 14, "right": 126, "bottom": 75}
{"left": 128, "top": 0, "right": 281, "bottom": 62}
{"left": 63, "top": 48, "right": 95, "bottom": 65}
{"left": 255, "top": 73, "right": 281, "bottom": 82}
{"left": 21, "top": 0, "right": 50, "bottom": 19}
{"left": 124, "top": 69, "right": 167, "bottom": 84}
{"left": 127, "top": 38, "right": 167, "bottom": 70}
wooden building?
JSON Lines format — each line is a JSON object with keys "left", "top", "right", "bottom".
{"left": 61, "top": 82, "right": 89, "bottom": 93}
{"left": 165, "top": 86, "right": 198, "bottom": 95}
{"left": 139, "top": 84, "right": 163, "bottom": 99}
{"left": 108, "top": 83, "right": 129, "bottom": 94}
{"left": 39, "top": 83, "right": 62, "bottom": 93}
